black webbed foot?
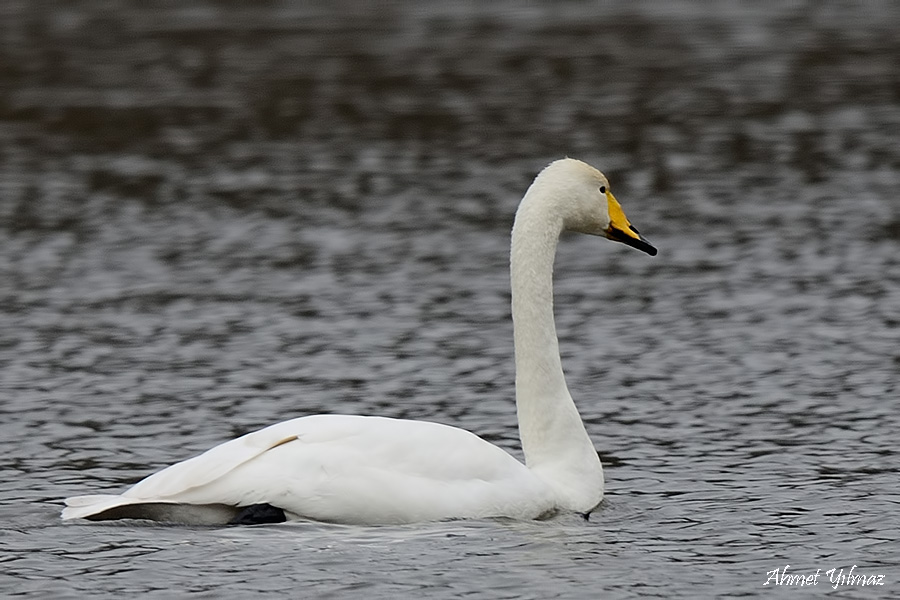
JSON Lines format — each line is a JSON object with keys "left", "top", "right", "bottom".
{"left": 229, "top": 503, "right": 287, "bottom": 525}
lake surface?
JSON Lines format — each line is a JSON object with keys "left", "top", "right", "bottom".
{"left": 1, "top": 1, "right": 898, "bottom": 598}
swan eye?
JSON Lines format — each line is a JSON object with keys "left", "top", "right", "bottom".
{"left": 599, "top": 186, "right": 606, "bottom": 193}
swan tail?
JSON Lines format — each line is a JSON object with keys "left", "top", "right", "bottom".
{"left": 62, "top": 494, "right": 136, "bottom": 520}
{"left": 62, "top": 494, "right": 241, "bottom": 524}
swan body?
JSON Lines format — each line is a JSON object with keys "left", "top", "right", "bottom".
{"left": 62, "top": 158, "right": 656, "bottom": 525}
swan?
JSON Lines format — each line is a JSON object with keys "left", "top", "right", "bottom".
{"left": 61, "top": 158, "right": 656, "bottom": 526}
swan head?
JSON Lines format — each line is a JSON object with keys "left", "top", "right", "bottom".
{"left": 531, "top": 158, "right": 657, "bottom": 256}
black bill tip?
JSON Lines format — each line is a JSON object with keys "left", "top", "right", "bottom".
{"left": 608, "top": 228, "right": 658, "bottom": 256}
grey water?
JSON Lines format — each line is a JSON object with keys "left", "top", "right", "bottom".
{"left": 1, "top": 1, "right": 898, "bottom": 598}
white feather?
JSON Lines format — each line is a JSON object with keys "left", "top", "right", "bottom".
{"left": 61, "top": 159, "right": 655, "bottom": 525}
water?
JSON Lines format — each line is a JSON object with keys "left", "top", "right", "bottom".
{"left": 1, "top": 1, "right": 898, "bottom": 598}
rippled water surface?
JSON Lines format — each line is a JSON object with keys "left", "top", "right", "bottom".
{"left": 1, "top": 2, "right": 898, "bottom": 598}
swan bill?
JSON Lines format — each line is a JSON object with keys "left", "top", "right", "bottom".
{"left": 606, "top": 226, "right": 657, "bottom": 255}
{"left": 605, "top": 192, "right": 657, "bottom": 256}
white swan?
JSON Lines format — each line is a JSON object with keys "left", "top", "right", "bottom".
{"left": 61, "top": 158, "right": 656, "bottom": 526}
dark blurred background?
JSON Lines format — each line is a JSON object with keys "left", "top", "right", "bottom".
{"left": 2, "top": 1, "right": 897, "bottom": 223}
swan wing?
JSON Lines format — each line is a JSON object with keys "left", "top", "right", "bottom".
{"left": 61, "top": 418, "right": 307, "bottom": 521}
{"left": 189, "top": 415, "right": 555, "bottom": 523}
{"left": 120, "top": 419, "right": 306, "bottom": 500}
{"left": 64, "top": 415, "right": 555, "bottom": 524}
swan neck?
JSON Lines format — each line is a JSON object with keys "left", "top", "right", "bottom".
{"left": 510, "top": 208, "right": 566, "bottom": 408}
{"left": 510, "top": 199, "right": 597, "bottom": 474}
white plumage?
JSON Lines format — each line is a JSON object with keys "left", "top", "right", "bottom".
{"left": 62, "top": 158, "right": 656, "bottom": 525}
